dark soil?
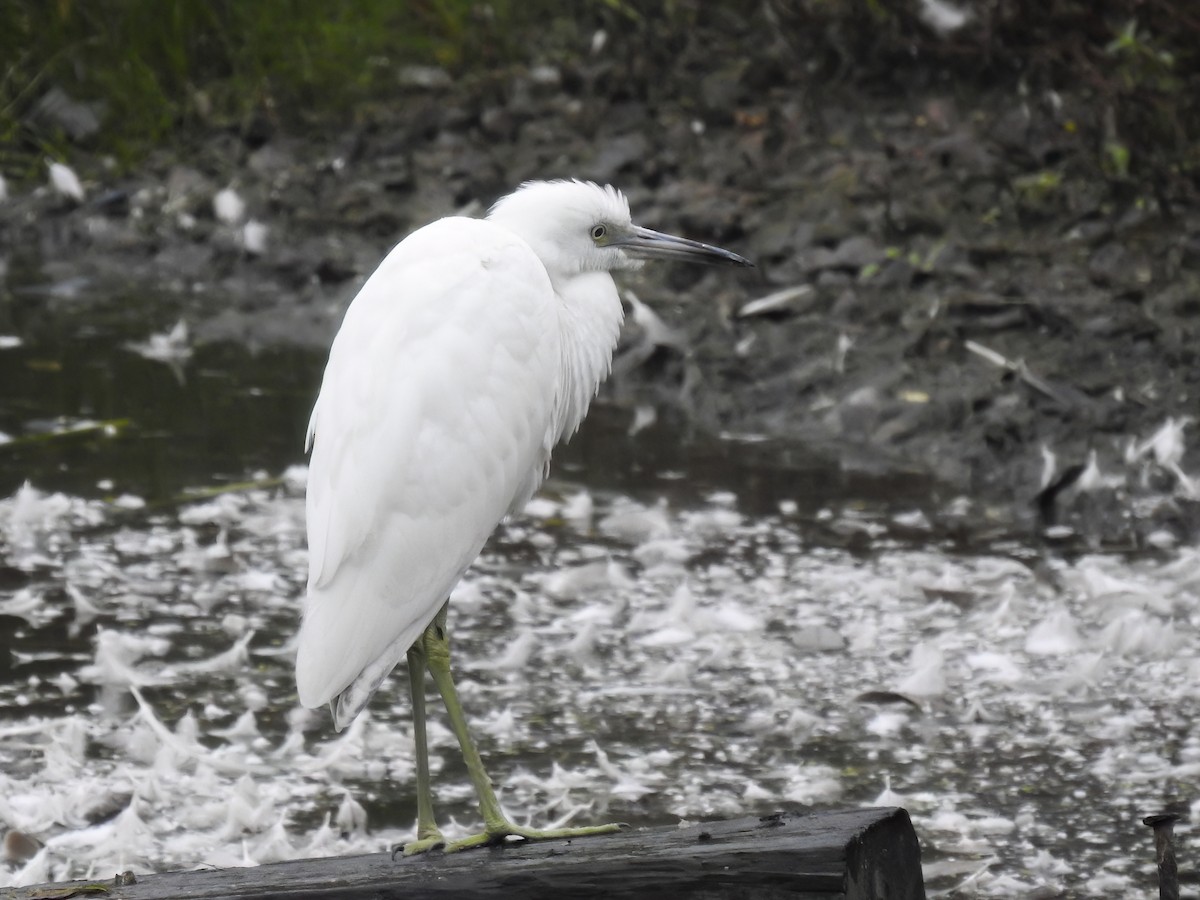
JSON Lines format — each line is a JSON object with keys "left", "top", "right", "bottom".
{"left": 3, "top": 25, "right": 1199, "bottom": 551}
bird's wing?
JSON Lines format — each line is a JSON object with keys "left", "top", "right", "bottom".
{"left": 295, "top": 217, "right": 560, "bottom": 715}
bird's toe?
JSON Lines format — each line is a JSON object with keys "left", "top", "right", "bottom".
{"left": 393, "top": 834, "right": 447, "bottom": 858}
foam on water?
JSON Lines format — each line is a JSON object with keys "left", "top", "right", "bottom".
{"left": 0, "top": 479, "right": 1196, "bottom": 895}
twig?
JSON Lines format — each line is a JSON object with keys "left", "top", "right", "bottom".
{"left": 964, "top": 339, "right": 1093, "bottom": 411}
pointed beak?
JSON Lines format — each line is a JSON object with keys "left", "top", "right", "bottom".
{"left": 616, "top": 225, "right": 753, "bottom": 267}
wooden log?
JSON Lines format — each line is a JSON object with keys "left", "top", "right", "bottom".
{"left": 7, "top": 807, "right": 925, "bottom": 900}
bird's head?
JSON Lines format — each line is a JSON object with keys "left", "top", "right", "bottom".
{"left": 487, "top": 180, "right": 751, "bottom": 280}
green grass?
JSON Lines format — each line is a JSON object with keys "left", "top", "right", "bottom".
{"left": 0, "top": 0, "right": 557, "bottom": 169}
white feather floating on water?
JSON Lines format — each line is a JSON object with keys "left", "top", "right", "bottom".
{"left": 480, "top": 630, "right": 538, "bottom": 673}
{"left": 896, "top": 641, "right": 946, "bottom": 699}
{"left": 3, "top": 482, "right": 74, "bottom": 559}
{"left": 1097, "top": 609, "right": 1181, "bottom": 658}
{"left": 1077, "top": 449, "right": 1124, "bottom": 492}
{"left": 589, "top": 740, "right": 660, "bottom": 802}
{"left": 872, "top": 775, "right": 906, "bottom": 807}
{"left": 628, "top": 404, "right": 657, "bottom": 436}
{"left": 1127, "top": 416, "right": 1191, "bottom": 469}
{"left": 615, "top": 289, "right": 685, "bottom": 373}
{"left": 335, "top": 793, "right": 368, "bottom": 837}
{"left": 1024, "top": 608, "right": 1084, "bottom": 655}
{"left": 124, "top": 320, "right": 192, "bottom": 373}
{"left": 129, "top": 687, "right": 270, "bottom": 776}
{"left": 965, "top": 651, "right": 1024, "bottom": 684}
{"left": 78, "top": 629, "right": 169, "bottom": 687}
{"left": 166, "top": 631, "right": 256, "bottom": 678}
{"left": 779, "top": 762, "right": 844, "bottom": 805}
{"left": 2, "top": 469, "right": 1198, "bottom": 889}
{"left": 1126, "top": 416, "right": 1199, "bottom": 494}
{"left": 0, "top": 588, "right": 43, "bottom": 624}
{"left": 540, "top": 558, "right": 632, "bottom": 600}
{"left": 559, "top": 489, "right": 594, "bottom": 528}
{"left": 1039, "top": 445, "right": 1057, "bottom": 491}
{"left": 10, "top": 846, "right": 52, "bottom": 887}
{"left": 598, "top": 497, "right": 672, "bottom": 543}
{"left": 1069, "top": 562, "right": 1173, "bottom": 615}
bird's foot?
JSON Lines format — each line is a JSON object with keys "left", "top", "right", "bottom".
{"left": 444, "top": 820, "right": 628, "bottom": 853}
{"left": 392, "top": 831, "right": 447, "bottom": 858}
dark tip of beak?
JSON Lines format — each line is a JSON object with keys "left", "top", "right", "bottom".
{"left": 622, "top": 226, "right": 753, "bottom": 268}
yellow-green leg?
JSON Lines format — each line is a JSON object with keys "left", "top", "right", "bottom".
{"left": 422, "top": 604, "right": 626, "bottom": 852}
{"left": 397, "top": 641, "right": 446, "bottom": 856}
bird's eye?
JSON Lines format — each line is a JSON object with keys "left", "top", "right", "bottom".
{"left": 590, "top": 224, "right": 607, "bottom": 242}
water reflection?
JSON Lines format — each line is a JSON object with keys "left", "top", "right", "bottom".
{"left": 0, "top": 335, "right": 314, "bottom": 501}
{"left": 0, "top": 289, "right": 928, "bottom": 516}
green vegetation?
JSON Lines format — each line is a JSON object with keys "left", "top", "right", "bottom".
{"left": 0, "top": 0, "right": 562, "bottom": 169}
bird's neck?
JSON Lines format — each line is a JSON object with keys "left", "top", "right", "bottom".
{"left": 552, "top": 272, "right": 625, "bottom": 445}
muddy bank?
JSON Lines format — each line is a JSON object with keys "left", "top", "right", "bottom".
{"left": 2, "top": 40, "right": 1199, "bottom": 549}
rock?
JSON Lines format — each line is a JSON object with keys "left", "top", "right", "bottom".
{"left": 2, "top": 829, "right": 41, "bottom": 864}
{"left": 247, "top": 142, "right": 297, "bottom": 180}
{"left": 30, "top": 86, "right": 104, "bottom": 140}
{"left": 922, "top": 242, "right": 977, "bottom": 279}
{"left": 926, "top": 131, "right": 996, "bottom": 177}
{"left": 808, "top": 235, "right": 883, "bottom": 273}
{"left": 331, "top": 180, "right": 406, "bottom": 235}
{"left": 699, "top": 62, "right": 748, "bottom": 116}
{"left": 374, "top": 155, "right": 413, "bottom": 191}
{"left": 480, "top": 106, "right": 517, "bottom": 140}
{"left": 589, "top": 133, "right": 650, "bottom": 182}
{"left": 1087, "top": 242, "right": 1152, "bottom": 292}
{"left": 165, "top": 166, "right": 216, "bottom": 216}
{"left": 873, "top": 258, "right": 915, "bottom": 289}
{"left": 1178, "top": 235, "right": 1200, "bottom": 272}
{"left": 1145, "top": 282, "right": 1200, "bottom": 321}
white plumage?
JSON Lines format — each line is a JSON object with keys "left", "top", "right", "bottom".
{"left": 296, "top": 215, "right": 575, "bottom": 725}
{"left": 294, "top": 179, "right": 749, "bottom": 852}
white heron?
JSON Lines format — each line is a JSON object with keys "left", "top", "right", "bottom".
{"left": 295, "top": 179, "right": 750, "bottom": 854}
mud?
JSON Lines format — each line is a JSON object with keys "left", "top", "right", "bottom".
{"left": 3, "top": 36, "right": 1199, "bottom": 548}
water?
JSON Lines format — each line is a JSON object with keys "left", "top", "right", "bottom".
{"left": 0, "top": 289, "right": 1195, "bottom": 896}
